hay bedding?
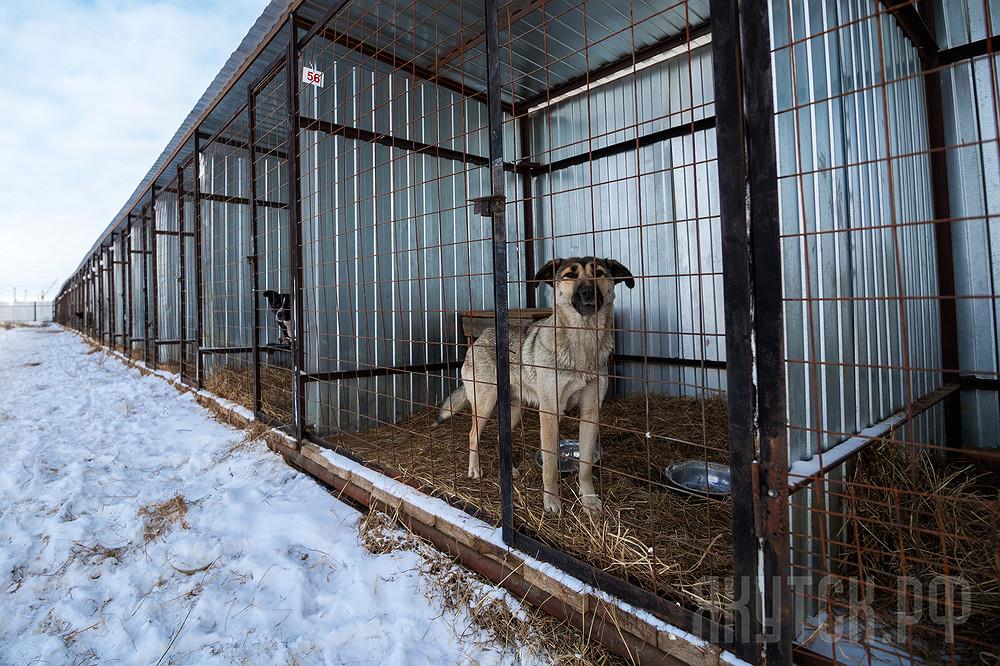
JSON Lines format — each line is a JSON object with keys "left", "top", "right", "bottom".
{"left": 326, "top": 392, "right": 736, "bottom": 614}
{"left": 837, "top": 443, "right": 1000, "bottom": 663}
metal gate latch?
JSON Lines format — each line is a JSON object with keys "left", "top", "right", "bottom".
{"left": 469, "top": 195, "right": 506, "bottom": 217}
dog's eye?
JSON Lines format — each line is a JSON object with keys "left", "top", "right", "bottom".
{"left": 594, "top": 268, "right": 607, "bottom": 278}
{"left": 562, "top": 269, "right": 578, "bottom": 279}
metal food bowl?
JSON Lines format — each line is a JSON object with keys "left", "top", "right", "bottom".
{"left": 534, "top": 439, "right": 602, "bottom": 476}
{"left": 664, "top": 460, "right": 732, "bottom": 498}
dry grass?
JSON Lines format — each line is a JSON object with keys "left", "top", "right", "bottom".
{"left": 202, "top": 363, "right": 294, "bottom": 423}
{"left": 358, "top": 506, "right": 627, "bottom": 665}
{"left": 138, "top": 494, "right": 189, "bottom": 542}
{"left": 331, "top": 393, "right": 735, "bottom": 615}
{"left": 837, "top": 442, "right": 1000, "bottom": 663}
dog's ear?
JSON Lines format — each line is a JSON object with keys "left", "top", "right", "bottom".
{"left": 533, "top": 258, "right": 562, "bottom": 289}
{"left": 262, "top": 290, "right": 279, "bottom": 308}
{"left": 604, "top": 259, "right": 635, "bottom": 288}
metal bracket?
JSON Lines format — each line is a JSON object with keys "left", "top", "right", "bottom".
{"left": 469, "top": 195, "right": 506, "bottom": 217}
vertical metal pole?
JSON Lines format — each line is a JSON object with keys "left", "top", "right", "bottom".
{"left": 247, "top": 84, "right": 263, "bottom": 416}
{"left": 178, "top": 164, "right": 187, "bottom": 381}
{"left": 484, "top": 0, "right": 514, "bottom": 545}
{"left": 125, "top": 214, "right": 134, "bottom": 357}
{"left": 518, "top": 117, "right": 536, "bottom": 309}
{"left": 142, "top": 204, "right": 151, "bottom": 366}
{"left": 285, "top": 18, "right": 307, "bottom": 443}
{"left": 109, "top": 239, "right": 118, "bottom": 350}
{"left": 711, "top": 0, "right": 792, "bottom": 663}
{"left": 151, "top": 186, "right": 160, "bottom": 369}
{"left": 97, "top": 251, "right": 104, "bottom": 343}
{"left": 919, "top": 1, "right": 961, "bottom": 450}
{"left": 194, "top": 131, "right": 205, "bottom": 388}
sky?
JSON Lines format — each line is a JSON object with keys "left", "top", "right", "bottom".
{"left": 0, "top": 0, "right": 270, "bottom": 302}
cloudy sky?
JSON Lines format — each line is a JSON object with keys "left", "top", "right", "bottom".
{"left": 0, "top": 0, "right": 269, "bottom": 302}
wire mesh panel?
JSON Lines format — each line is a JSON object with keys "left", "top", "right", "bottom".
{"left": 252, "top": 68, "right": 295, "bottom": 425}
{"left": 770, "top": 1, "right": 1000, "bottom": 663}
{"left": 155, "top": 184, "right": 182, "bottom": 372}
{"left": 199, "top": 115, "right": 256, "bottom": 403}
{"left": 293, "top": 0, "right": 505, "bottom": 519}
{"left": 490, "top": 0, "right": 740, "bottom": 642}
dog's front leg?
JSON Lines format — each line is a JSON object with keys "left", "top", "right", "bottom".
{"left": 538, "top": 400, "right": 562, "bottom": 515}
{"left": 577, "top": 379, "right": 602, "bottom": 513}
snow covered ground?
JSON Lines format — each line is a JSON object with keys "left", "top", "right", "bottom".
{"left": 0, "top": 325, "right": 550, "bottom": 665}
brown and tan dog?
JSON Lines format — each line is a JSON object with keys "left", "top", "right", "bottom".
{"left": 436, "top": 257, "right": 634, "bottom": 515}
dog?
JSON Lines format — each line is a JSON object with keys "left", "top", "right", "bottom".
{"left": 435, "top": 257, "right": 634, "bottom": 515}
{"left": 262, "top": 290, "right": 293, "bottom": 345}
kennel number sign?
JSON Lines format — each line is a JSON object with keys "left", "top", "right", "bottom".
{"left": 302, "top": 66, "right": 324, "bottom": 87}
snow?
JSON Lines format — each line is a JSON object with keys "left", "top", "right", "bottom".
{"left": 0, "top": 325, "right": 548, "bottom": 665}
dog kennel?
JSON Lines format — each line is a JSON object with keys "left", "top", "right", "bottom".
{"left": 56, "top": 1, "right": 1000, "bottom": 663}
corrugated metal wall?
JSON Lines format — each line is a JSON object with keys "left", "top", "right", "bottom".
{"left": 527, "top": 44, "right": 724, "bottom": 397}
{"left": 936, "top": 2, "right": 1000, "bottom": 447}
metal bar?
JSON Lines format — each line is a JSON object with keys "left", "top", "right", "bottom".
{"left": 879, "top": 0, "right": 938, "bottom": 58}
{"left": 124, "top": 215, "right": 133, "bottom": 357}
{"left": 293, "top": 0, "right": 352, "bottom": 51}
{"left": 285, "top": 18, "right": 307, "bottom": 445}
{"left": 919, "top": 2, "right": 962, "bottom": 451}
{"left": 153, "top": 229, "right": 196, "bottom": 238}
{"left": 959, "top": 375, "right": 1000, "bottom": 391}
{"left": 485, "top": 0, "right": 514, "bottom": 548}
{"left": 194, "top": 130, "right": 204, "bottom": 388}
{"left": 303, "top": 359, "right": 462, "bottom": 383}
{"left": 710, "top": 0, "right": 762, "bottom": 660}
{"left": 938, "top": 32, "right": 1000, "bottom": 66}
{"left": 177, "top": 163, "right": 187, "bottom": 383}
{"left": 532, "top": 116, "right": 717, "bottom": 176}
{"left": 518, "top": 116, "right": 536, "bottom": 309}
{"left": 163, "top": 187, "right": 288, "bottom": 210}
{"left": 612, "top": 353, "right": 726, "bottom": 370}
{"left": 520, "top": 20, "right": 712, "bottom": 109}
{"left": 198, "top": 131, "right": 289, "bottom": 161}
{"left": 150, "top": 186, "right": 160, "bottom": 369}
{"left": 787, "top": 384, "right": 960, "bottom": 493}
{"left": 199, "top": 346, "right": 254, "bottom": 355}
{"left": 742, "top": 0, "right": 792, "bottom": 658}
{"left": 108, "top": 240, "right": 117, "bottom": 350}
{"left": 247, "top": 84, "right": 262, "bottom": 416}
{"left": 140, "top": 205, "right": 151, "bottom": 366}
{"left": 298, "top": 115, "right": 524, "bottom": 171}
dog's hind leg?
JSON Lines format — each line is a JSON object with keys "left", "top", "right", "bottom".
{"left": 467, "top": 380, "right": 496, "bottom": 479}
{"left": 577, "top": 379, "right": 603, "bottom": 513}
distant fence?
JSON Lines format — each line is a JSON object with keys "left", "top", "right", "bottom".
{"left": 0, "top": 301, "right": 54, "bottom": 323}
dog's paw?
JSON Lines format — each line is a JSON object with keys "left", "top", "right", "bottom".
{"left": 580, "top": 493, "right": 603, "bottom": 514}
{"left": 543, "top": 492, "right": 562, "bottom": 516}
{"left": 468, "top": 454, "right": 482, "bottom": 479}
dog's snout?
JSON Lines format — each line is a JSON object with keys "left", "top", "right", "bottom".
{"left": 577, "top": 283, "right": 596, "bottom": 303}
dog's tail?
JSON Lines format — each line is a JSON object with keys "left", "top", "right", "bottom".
{"left": 433, "top": 385, "right": 469, "bottom": 426}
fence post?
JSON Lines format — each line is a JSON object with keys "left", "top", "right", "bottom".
{"left": 483, "top": 0, "right": 514, "bottom": 545}
{"left": 711, "top": 0, "right": 792, "bottom": 663}
{"left": 285, "top": 17, "right": 307, "bottom": 445}
{"left": 151, "top": 185, "right": 160, "bottom": 369}
{"left": 125, "top": 214, "right": 134, "bottom": 358}
{"left": 178, "top": 163, "right": 187, "bottom": 381}
{"left": 194, "top": 130, "right": 205, "bottom": 388}
{"left": 247, "top": 84, "right": 263, "bottom": 417}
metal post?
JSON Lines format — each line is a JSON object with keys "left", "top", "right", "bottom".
{"left": 178, "top": 164, "right": 187, "bottom": 381}
{"left": 109, "top": 239, "right": 117, "bottom": 350}
{"left": 141, "top": 204, "right": 151, "bottom": 366}
{"left": 919, "top": 0, "right": 962, "bottom": 451}
{"left": 517, "top": 116, "right": 536, "bottom": 309}
{"left": 247, "top": 83, "right": 263, "bottom": 416}
{"left": 711, "top": 0, "right": 792, "bottom": 663}
{"left": 484, "top": 0, "right": 514, "bottom": 545}
{"left": 125, "top": 214, "right": 134, "bottom": 357}
{"left": 285, "top": 18, "right": 307, "bottom": 443}
{"left": 151, "top": 186, "right": 160, "bottom": 369}
{"left": 194, "top": 131, "right": 205, "bottom": 387}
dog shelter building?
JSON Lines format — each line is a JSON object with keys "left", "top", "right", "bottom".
{"left": 55, "top": 0, "right": 1000, "bottom": 663}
